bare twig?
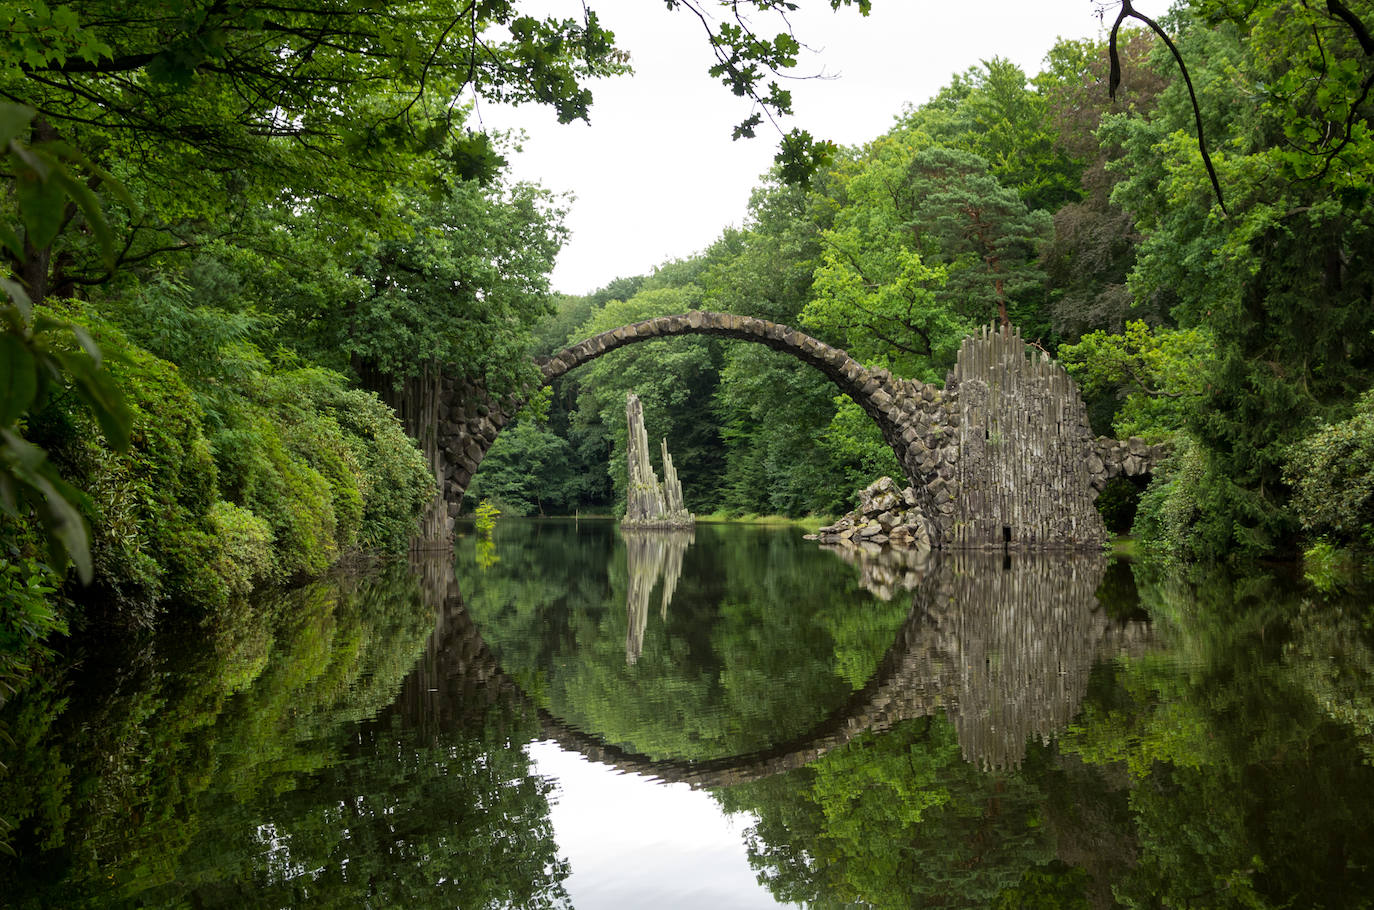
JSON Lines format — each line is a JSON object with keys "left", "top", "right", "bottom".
{"left": 1108, "top": 0, "right": 1228, "bottom": 214}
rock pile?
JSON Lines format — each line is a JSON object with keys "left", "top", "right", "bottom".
{"left": 805, "top": 477, "right": 938, "bottom": 550}
{"left": 816, "top": 539, "right": 936, "bottom": 600}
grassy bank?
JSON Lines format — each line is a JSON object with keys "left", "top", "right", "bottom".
{"left": 696, "top": 511, "right": 834, "bottom": 532}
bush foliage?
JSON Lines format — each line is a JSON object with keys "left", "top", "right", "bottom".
{"left": 0, "top": 300, "right": 433, "bottom": 694}
{"left": 1285, "top": 392, "right": 1374, "bottom": 546}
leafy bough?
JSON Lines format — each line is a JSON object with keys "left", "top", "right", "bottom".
{"left": 1, "top": 102, "right": 132, "bottom": 582}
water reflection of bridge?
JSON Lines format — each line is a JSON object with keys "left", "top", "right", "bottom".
{"left": 399, "top": 548, "right": 1150, "bottom": 785}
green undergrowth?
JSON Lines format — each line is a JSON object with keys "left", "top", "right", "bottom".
{"left": 1, "top": 299, "right": 434, "bottom": 708}
{"left": 1108, "top": 537, "right": 1140, "bottom": 559}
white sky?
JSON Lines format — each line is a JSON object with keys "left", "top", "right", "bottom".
{"left": 530, "top": 740, "right": 792, "bottom": 908}
{"left": 477, "top": 1, "right": 1170, "bottom": 296}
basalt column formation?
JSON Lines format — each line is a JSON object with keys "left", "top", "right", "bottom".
{"left": 622, "top": 392, "right": 694, "bottom": 530}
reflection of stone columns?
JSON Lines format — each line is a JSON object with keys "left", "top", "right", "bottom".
{"left": 804, "top": 549, "right": 1151, "bottom": 773}
{"left": 914, "top": 552, "right": 1150, "bottom": 771}
{"left": 622, "top": 528, "right": 695, "bottom": 665}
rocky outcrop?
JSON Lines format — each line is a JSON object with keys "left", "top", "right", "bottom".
{"left": 807, "top": 476, "right": 938, "bottom": 550}
{"left": 622, "top": 392, "right": 694, "bottom": 529}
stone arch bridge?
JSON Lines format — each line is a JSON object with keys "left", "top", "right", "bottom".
{"left": 395, "top": 551, "right": 1152, "bottom": 784}
{"left": 403, "top": 312, "right": 1161, "bottom": 549}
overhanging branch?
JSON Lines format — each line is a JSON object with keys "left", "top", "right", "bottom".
{"left": 1108, "top": 0, "right": 1228, "bottom": 214}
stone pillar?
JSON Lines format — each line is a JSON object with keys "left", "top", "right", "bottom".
{"left": 622, "top": 392, "right": 694, "bottom": 529}
{"left": 944, "top": 324, "right": 1107, "bottom": 549}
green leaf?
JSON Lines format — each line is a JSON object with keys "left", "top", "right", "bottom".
{"left": 0, "top": 103, "right": 35, "bottom": 147}
{"left": 0, "top": 275, "right": 33, "bottom": 322}
{"left": 15, "top": 171, "right": 67, "bottom": 250}
{"left": 0, "top": 335, "right": 38, "bottom": 425}
{"left": 0, "top": 428, "right": 92, "bottom": 582}
{"left": 53, "top": 350, "right": 131, "bottom": 450}
{"left": 0, "top": 221, "right": 24, "bottom": 260}
{"left": 68, "top": 323, "right": 101, "bottom": 365}
{"left": 50, "top": 168, "right": 115, "bottom": 267}
{"left": 43, "top": 140, "right": 138, "bottom": 213}
{"left": 26, "top": 468, "right": 92, "bottom": 583}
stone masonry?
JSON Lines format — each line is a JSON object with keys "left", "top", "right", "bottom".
{"left": 413, "top": 312, "right": 1163, "bottom": 549}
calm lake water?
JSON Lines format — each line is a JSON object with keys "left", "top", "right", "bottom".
{"left": 3, "top": 519, "right": 1374, "bottom": 908}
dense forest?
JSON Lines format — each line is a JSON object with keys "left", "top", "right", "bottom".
{"left": 5, "top": 0, "right": 1374, "bottom": 722}
{"left": 473, "top": 5, "right": 1374, "bottom": 575}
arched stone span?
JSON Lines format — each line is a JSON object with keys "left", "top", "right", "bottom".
{"left": 429, "top": 315, "right": 1166, "bottom": 549}
{"left": 539, "top": 311, "right": 947, "bottom": 483}
{"left": 443, "top": 311, "right": 952, "bottom": 513}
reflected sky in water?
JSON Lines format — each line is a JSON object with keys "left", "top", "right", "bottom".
{"left": 530, "top": 741, "right": 790, "bottom": 909}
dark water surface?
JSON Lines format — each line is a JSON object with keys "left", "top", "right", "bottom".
{"left": 4, "top": 519, "right": 1374, "bottom": 908}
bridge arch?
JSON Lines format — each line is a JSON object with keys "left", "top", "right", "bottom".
{"left": 447, "top": 311, "right": 951, "bottom": 519}
{"left": 429, "top": 314, "right": 1163, "bottom": 550}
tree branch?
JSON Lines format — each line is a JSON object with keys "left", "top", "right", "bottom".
{"left": 1326, "top": 0, "right": 1374, "bottom": 55}
{"left": 1109, "top": 0, "right": 1228, "bottom": 214}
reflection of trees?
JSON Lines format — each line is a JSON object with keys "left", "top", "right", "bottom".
{"left": 461, "top": 528, "right": 1146, "bottom": 780}
{"left": 461, "top": 522, "right": 912, "bottom": 762}
{"left": 717, "top": 563, "right": 1374, "bottom": 909}
{"left": 688, "top": 551, "right": 1142, "bottom": 907}
{"left": 1057, "top": 566, "right": 1374, "bottom": 910}
{"left": 0, "top": 564, "right": 570, "bottom": 909}
{"left": 622, "top": 528, "right": 694, "bottom": 664}
{"left": 718, "top": 716, "right": 1055, "bottom": 909}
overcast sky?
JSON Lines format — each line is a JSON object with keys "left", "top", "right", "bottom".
{"left": 479, "top": 1, "right": 1162, "bottom": 296}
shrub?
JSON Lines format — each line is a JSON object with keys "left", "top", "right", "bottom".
{"left": 1132, "top": 437, "right": 1205, "bottom": 558}
{"left": 211, "top": 367, "right": 432, "bottom": 574}
{"left": 475, "top": 500, "right": 500, "bottom": 537}
{"left": 0, "top": 551, "right": 67, "bottom": 705}
{"left": 212, "top": 410, "right": 341, "bottom": 582}
{"left": 1134, "top": 434, "right": 1293, "bottom": 562}
{"left": 13, "top": 297, "right": 430, "bottom": 641}
{"left": 31, "top": 326, "right": 236, "bottom": 616}
{"left": 1285, "top": 392, "right": 1374, "bottom": 545}
{"left": 206, "top": 501, "right": 274, "bottom": 597}
{"left": 324, "top": 388, "right": 434, "bottom": 553}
